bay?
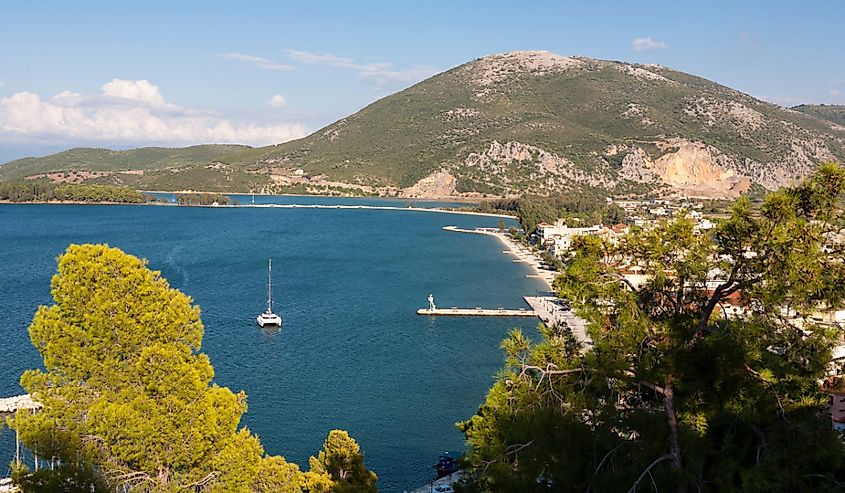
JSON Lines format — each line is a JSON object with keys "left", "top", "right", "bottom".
{"left": 0, "top": 199, "right": 547, "bottom": 491}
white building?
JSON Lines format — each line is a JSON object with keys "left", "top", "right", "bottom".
{"left": 538, "top": 220, "right": 628, "bottom": 256}
{"left": 537, "top": 220, "right": 601, "bottom": 244}
{"left": 694, "top": 218, "right": 716, "bottom": 232}
{"left": 538, "top": 221, "right": 602, "bottom": 255}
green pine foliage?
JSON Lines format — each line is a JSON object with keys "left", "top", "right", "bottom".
{"left": 481, "top": 192, "right": 626, "bottom": 233}
{"left": 459, "top": 163, "right": 845, "bottom": 492}
{"left": 0, "top": 181, "right": 145, "bottom": 203}
{"left": 304, "top": 430, "right": 378, "bottom": 493}
{"left": 11, "top": 244, "right": 376, "bottom": 492}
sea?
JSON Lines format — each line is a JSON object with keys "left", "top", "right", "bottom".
{"left": 0, "top": 196, "right": 548, "bottom": 492}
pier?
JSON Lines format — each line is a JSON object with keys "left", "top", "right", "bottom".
{"left": 417, "top": 293, "right": 536, "bottom": 318}
{"left": 417, "top": 307, "right": 537, "bottom": 317}
{"left": 416, "top": 297, "right": 592, "bottom": 349}
{"left": 524, "top": 296, "right": 593, "bottom": 352}
{"left": 1, "top": 394, "right": 42, "bottom": 490}
{"left": 0, "top": 394, "right": 40, "bottom": 415}
{"left": 408, "top": 471, "right": 461, "bottom": 493}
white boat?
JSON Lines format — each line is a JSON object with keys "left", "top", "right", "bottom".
{"left": 257, "top": 259, "right": 282, "bottom": 327}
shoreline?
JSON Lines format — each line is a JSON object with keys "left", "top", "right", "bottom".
{"left": 140, "top": 190, "right": 486, "bottom": 204}
{"left": 0, "top": 200, "right": 517, "bottom": 219}
{"left": 236, "top": 203, "right": 517, "bottom": 219}
{"left": 442, "top": 226, "right": 556, "bottom": 291}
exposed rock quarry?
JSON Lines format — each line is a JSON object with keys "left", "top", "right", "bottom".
{"left": 403, "top": 169, "right": 457, "bottom": 198}
{"left": 651, "top": 139, "right": 751, "bottom": 197}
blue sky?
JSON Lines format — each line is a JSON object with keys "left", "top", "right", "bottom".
{"left": 1, "top": 0, "right": 843, "bottom": 162}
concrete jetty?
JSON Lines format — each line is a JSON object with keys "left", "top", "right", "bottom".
{"left": 524, "top": 296, "right": 593, "bottom": 352}
{"left": 417, "top": 307, "right": 537, "bottom": 317}
{"left": 0, "top": 478, "right": 17, "bottom": 493}
{"left": 409, "top": 471, "right": 461, "bottom": 493}
{"left": 0, "top": 394, "right": 40, "bottom": 415}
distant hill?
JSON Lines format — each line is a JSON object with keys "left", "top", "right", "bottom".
{"left": 4, "top": 52, "right": 844, "bottom": 198}
{"left": 792, "top": 104, "right": 845, "bottom": 127}
{"left": 0, "top": 145, "right": 265, "bottom": 191}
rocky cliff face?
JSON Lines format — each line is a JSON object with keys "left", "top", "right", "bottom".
{"left": 403, "top": 169, "right": 457, "bottom": 198}
{"left": 446, "top": 138, "right": 753, "bottom": 198}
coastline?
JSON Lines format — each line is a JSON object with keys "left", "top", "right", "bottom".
{"left": 238, "top": 203, "right": 517, "bottom": 219}
{"left": 442, "top": 226, "right": 556, "bottom": 291}
{"left": 0, "top": 200, "right": 517, "bottom": 219}
{"left": 140, "top": 190, "right": 486, "bottom": 204}
{"left": 493, "top": 232, "right": 556, "bottom": 291}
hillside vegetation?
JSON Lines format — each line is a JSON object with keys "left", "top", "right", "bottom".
{"left": 0, "top": 181, "right": 146, "bottom": 203}
{"left": 3, "top": 52, "right": 844, "bottom": 199}
{"left": 0, "top": 145, "right": 261, "bottom": 191}
{"left": 793, "top": 104, "right": 845, "bottom": 126}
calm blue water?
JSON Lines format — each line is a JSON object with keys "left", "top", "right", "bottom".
{"left": 0, "top": 202, "right": 546, "bottom": 491}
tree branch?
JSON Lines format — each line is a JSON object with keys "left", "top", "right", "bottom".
{"left": 627, "top": 455, "right": 672, "bottom": 493}
{"left": 687, "top": 261, "right": 743, "bottom": 349}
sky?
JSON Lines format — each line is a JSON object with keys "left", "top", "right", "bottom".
{"left": 1, "top": 0, "right": 843, "bottom": 163}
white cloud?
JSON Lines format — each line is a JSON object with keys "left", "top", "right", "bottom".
{"left": 831, "top": 89, "right": 842, "bottom": 97}
{"left": 633, "top": 37, "right": 668, "bottom": 51}
{"left": 0, "top": 81, "right": 309, "bottom": 148}
{"left": 101, "top": 79, "right": 165, "bottom": 105}
{"left": 217, "top": 53, "right": 294, "bottom": 71}
{"left": 283, "top": 49, "right": 439, "bottom": 86}
{"left": 285, "top": 49, "right": 363, "bottom": 69}
{"left": 269, "top": 94, "right": 287, "bottom": 108}
{"left": 53, "top": 90, "right": 82, "bottom": 100}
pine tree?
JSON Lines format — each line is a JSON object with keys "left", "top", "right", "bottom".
{"left": 306, "top": 430, "right": 378, "bottom": 493}
{"left": 459, "top": 164, "right": 845, "bottom": 492}
{"left": 11, "top": 244, "right": 302, "bottom": 492}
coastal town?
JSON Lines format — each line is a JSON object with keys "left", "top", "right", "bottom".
{"left": 446, "top": 193, "right": 845, "bottom": 442}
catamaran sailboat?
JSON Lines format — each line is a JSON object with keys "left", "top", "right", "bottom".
{"left": 257, "top": 259, "right": 282, "bottom": 327}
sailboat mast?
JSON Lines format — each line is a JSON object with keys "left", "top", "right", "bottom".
{"left": 267, "top": 259, "right": 273, "bottom": 313}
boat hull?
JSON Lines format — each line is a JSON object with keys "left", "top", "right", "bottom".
{"left": 257, "top": 313, "right": 282, "bottom": 327}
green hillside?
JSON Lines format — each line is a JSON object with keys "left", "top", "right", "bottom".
{"left": 230, "top": 53, "right": 844, "bottom": 197}
{"left": 3, "top": 52, "right": 844, "bottom": 198}
{"left": 793, "top": 104, "right": 845, "bottom": 126}
{"left": 0, "top": 145, "right": 252, "bottom": 188}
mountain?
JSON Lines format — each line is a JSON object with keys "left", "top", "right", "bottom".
{"left": 792, "top": 104, "right": 845, "bottom": 127}
{"left": 3, "top": 52, "right": 844, "bottom": 198}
